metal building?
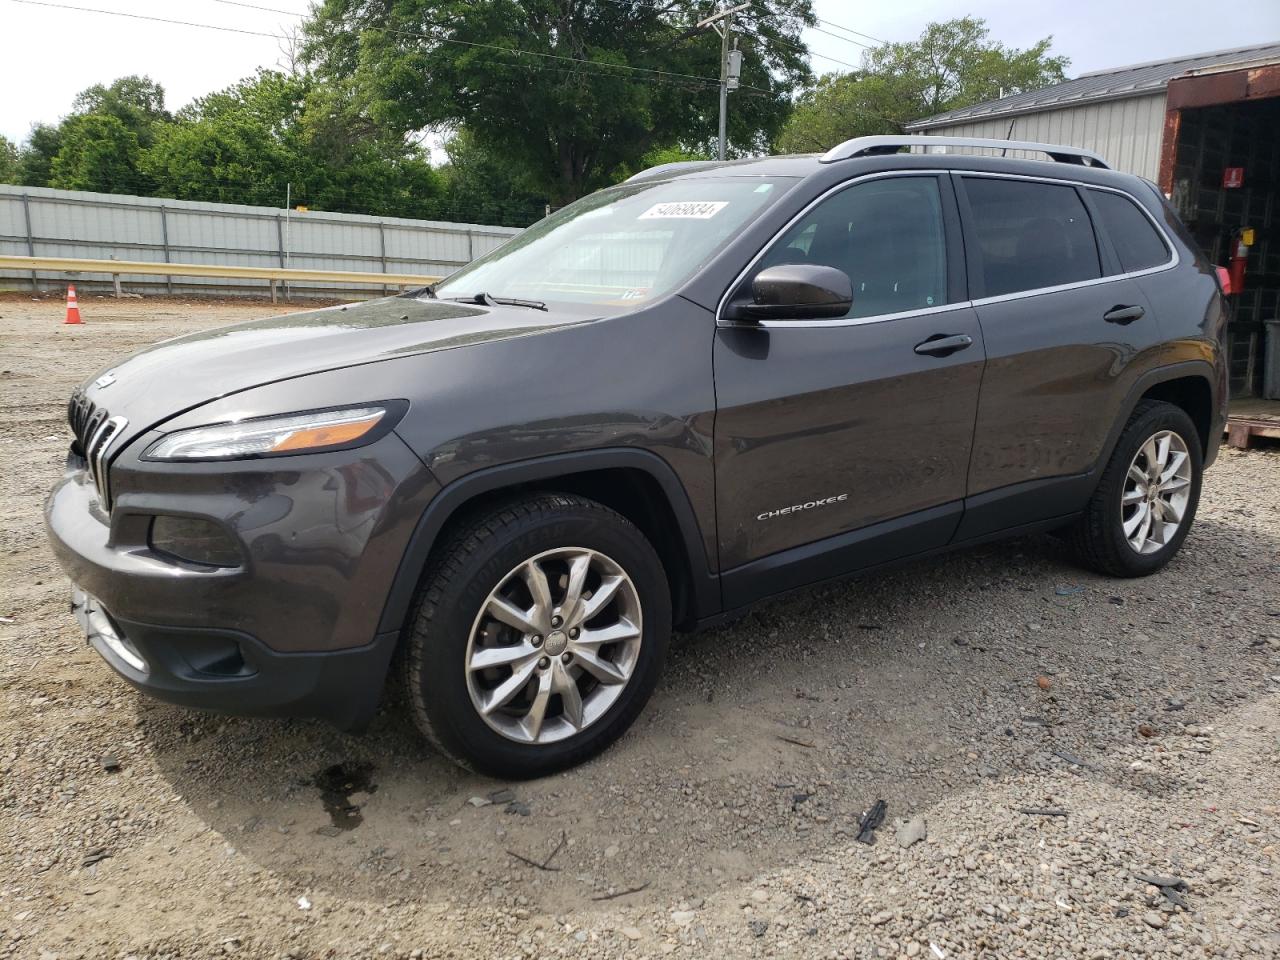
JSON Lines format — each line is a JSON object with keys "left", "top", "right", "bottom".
{"left": 906, "top": 44, "right": 1280, "bottom": 414}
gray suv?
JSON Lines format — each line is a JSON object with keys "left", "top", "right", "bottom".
{"left": 46, "top": 136, "right": 1228, "bottom": 777}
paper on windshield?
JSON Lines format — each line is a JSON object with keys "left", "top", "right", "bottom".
{"left": 638, "top": 201, "right": 728, "bottom": 220}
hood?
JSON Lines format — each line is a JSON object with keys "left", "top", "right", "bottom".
{"left": 75, "top": 295, "right": 586, "bottom": 439}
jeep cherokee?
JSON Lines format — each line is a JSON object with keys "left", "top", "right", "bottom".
{"left": 46, "top": 136, "right": 1229, "bottom": 777}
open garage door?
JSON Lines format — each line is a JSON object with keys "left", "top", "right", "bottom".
{"left": 1160, "top": 60, "right": 1279, "bottom": 405}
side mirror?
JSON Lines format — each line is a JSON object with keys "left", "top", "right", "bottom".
{"left": 724, "top": 264, "right": 853, "bottom": 322}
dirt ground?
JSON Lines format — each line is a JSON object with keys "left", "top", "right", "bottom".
{"left": 1, "top": 294, "right": 1278, "bottom": 960}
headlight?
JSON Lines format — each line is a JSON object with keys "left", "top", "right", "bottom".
{"left": 144, "top": 404, "right": 398, "bottom": 461}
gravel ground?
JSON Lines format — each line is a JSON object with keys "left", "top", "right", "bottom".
{"left": 1, "top": 294, "right": 1278, "bottom": 960}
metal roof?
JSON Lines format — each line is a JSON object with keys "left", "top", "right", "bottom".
{"left": 905, "top": 42, "right": 1280, "bottom": 130}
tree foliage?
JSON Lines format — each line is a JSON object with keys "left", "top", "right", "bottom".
{"left": 48, "top": 113, "right": 147, "bottom": 193}
{"left": 15, "top": 123, "right": 62, "bottom": 186}
{"left": 7, "top": 70, "right": 444, "bottom": 218}
{"left": 301, "top": 0, "right": 814, "bottom": 203}
{"left": 72, "top": 76, "right": 170, "bottom": 146}
{"left": 0, "top": 12, "right": 1070, "bottom": 228}
{"left": 0, "top": 136, "right": 18, "bottom": 183}
{"left": 776, "top": 17, "right": 1069, "bottom": 154}
{"left": 434, "top": 128, "right": 547, "bottom": 226}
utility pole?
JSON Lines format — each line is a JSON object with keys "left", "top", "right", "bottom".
{"left": 698, "top": 2, "right": 750, "bottom": 161}
{"left": 284, "top": 182, "right": 292, "bottom": 302}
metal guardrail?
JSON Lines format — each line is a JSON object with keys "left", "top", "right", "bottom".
{"left": 0, "top": 254, "right": 443, "bottom": 286}
{"left": 0, "top": 254, "right": 444, "bottom": 302}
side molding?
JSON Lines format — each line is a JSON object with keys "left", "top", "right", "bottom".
{"left": 719, "top": 501, "right": 962, "bottom": 611}
{"left": 376, "top": 448, "right": 720, "bottom": 636}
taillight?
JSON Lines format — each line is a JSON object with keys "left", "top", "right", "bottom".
{"left": 1215, "top": 265, "right": 1234, "bottom": 295}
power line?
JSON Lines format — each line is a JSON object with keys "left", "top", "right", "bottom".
{"left": 6, "top": 0, "right": 761, "bottom": 93}
{"left": 814, "top": 17, "right": 885, "bottom": 46}
{"left": 742, "top": 2, "right": 885, "bottom": 49}
{"left": 739, "top": 7, "right": 877, "bottom": 61}
{"left": 738, "top": 24, "right": 860, "bottom": 69}
{"left": 808, "top": 22, "right": 874, "bottom": 49}
{"left": 10, "top": 0, "right": 288, "bottom": 40}
{"left": 206, "top": 0, "right": 766, "bottom": 91}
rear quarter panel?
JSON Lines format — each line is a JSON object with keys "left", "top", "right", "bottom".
{"left": 1133, "top": 184, "right": 1230, "bottom": 456}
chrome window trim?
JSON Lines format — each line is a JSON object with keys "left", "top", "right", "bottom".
{"left": 754, "top": 300, "right": 976, "bottom": 330}
{"left": 715, "top": 170, "right": 955, "bottom": 329}
{"left": 715, "top": 169, "right": 1181, "bottom": 329}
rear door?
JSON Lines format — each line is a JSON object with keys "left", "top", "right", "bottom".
{"left": 954, "top": 173, "right": 1168, "bottom": 538}
{"left": 713, "top": 172, "right": 986, "bottom": 604}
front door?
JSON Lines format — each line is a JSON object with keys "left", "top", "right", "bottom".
{"left": 713, "top": 173, "right": 986, "bottom": 607}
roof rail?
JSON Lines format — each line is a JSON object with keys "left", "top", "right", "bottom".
{"left": 819, "top": 135, "right": 1110, "bottom": 169}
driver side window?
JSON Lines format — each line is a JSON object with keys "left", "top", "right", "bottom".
{"left": 758, "top": 176, "right": 949, "bottom": 319}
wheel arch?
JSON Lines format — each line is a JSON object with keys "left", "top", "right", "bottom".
{"left": 1098, "top": 362, "right": 1219, "bottom": 474}
{"left": 1138, "top": 374, "right": 1213, "bottom": 456}
{"left": 377, "top": 449, "right": 720, "bottom": 637}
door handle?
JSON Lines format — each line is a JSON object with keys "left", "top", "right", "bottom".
{"left": 914, "top": 333, "right": 973, "bottom": 357}
{"left": 1103, "top": 304, "right": 1145, "bottom": 324}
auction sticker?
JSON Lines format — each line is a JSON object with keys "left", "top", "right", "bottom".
{"left": 639, "top": 201, "right": 728, "bottom": 220}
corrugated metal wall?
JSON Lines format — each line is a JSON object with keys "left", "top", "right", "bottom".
{"left": 0, "top": 185, "right": 523, "bottom": 297}
{"left": 917, "top": 94, "right": 1168, "bottom": 180}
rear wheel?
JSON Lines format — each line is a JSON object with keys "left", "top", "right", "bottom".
{"left": 402, "top": 494, "right": 671, "bottom": 777}
{"left": 1070, "top": 400, "right": 1202, "bottom": 577}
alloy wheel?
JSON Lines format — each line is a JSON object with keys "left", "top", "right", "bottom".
{"left": 464, "top": 547, "right": 643, "bottom": 744}
{"left": 1121, "top": 429, "right": 1193, "bottom": 555}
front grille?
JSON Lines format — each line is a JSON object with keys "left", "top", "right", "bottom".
{"left": 68, "top": 391, "right": 128, "bottom": 509}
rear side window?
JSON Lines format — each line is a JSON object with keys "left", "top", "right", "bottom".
{"left": 756, "top": 176, "right": 949, "bottom": 319}
{"left": 1089, "top": 189, "right": 1171, "bottom": 273}
{"left": 962, "top": 178, "right": 1102, "bottom": 297}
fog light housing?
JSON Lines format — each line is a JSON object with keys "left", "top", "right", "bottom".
{"left": 149, "top": 515, "right": 242, "bottom": 568}
{"left": 73, "top": 586, "right": 148, "bottom": 674}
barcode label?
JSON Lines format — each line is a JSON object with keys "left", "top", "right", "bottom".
{"left": 638, "top": 201, "right": 728, "bottom": 220}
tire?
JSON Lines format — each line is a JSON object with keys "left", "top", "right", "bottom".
{"left": 402, "top": 493, "right": 671, "bottom": 778}
{"left": 1070, "top": 400, "right": 1203, "bottom": 577}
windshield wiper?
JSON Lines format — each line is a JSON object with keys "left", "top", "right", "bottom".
{"left": 443, "top": 292, "right": 547, "bottom": 311}
{"left": 400, "top": 283, "right": 437, "bottom": 299}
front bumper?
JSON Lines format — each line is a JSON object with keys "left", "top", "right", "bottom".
{"left": 69, "top": 585, "right": 398, "bottom": 729}
{"left": 45, "top": 431, "right": 439, "bottom": 728}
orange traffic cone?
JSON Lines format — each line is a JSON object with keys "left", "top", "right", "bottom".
{"left": 64, "top": 285, "right": 82, "bottom": 325}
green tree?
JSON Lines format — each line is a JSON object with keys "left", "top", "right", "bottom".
{"left": 48, "top": 113, "right": 145, "bottom": 193}
{"left": 72, "top": 75, "right": 169, "bottom": 146}
{"left": 14, "top": 77, "right": 168, "bottom": 192}
{"left": 143, "top": 109, "right": 294, "bottom": 206}
{"left": 776, "top": 17, "right": 1069, "bottom": 154}
{"left": 0, "top": 135, "right": 18, "bottom": 183}
{"left": 144, "top": 70, "right": 307, "bottom": 205}
{"left": 435, "top": 128, "right": 547, "bottom": 226}
{"left": 301, "top": 0, "right": 814, "bottom": 204}
{"left": 143, "top": 69, "right": 444, "bottom": 217}
{"left": 16, "top": 123, "right": 63, "bottom": 186}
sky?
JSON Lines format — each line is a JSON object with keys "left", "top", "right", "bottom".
{"left": 1, "top": 0, "right": 1278, "bottom": 145}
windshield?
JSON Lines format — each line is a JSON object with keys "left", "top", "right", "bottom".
{"left": 433, "top": 176, "right": 793, "bottom": 311}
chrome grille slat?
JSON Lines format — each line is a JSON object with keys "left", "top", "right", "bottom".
{"left": 89, "top": 416, "right": 127, "bottom": 506}
{"left": 67, "top": 391, "right": 127, "bottom": 509}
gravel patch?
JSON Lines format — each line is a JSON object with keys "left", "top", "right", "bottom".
{"left": 1, "top": 295, "right": 1277, "bottom": 959}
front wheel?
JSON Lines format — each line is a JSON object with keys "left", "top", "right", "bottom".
{"left": 402, "top": 494, "right": 671, "bottom": 778}
{"left": 1070, "top": 400, "right": 1203, "bottom": 577}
